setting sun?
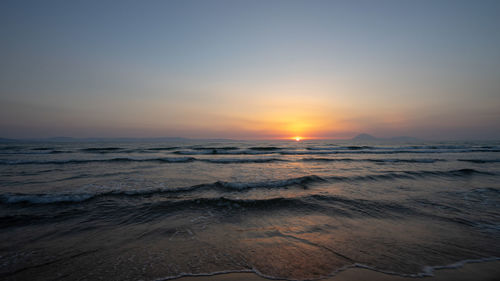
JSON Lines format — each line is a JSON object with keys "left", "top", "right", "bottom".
{"left": 294, "top": 136, "right": 302, "bottom": 141}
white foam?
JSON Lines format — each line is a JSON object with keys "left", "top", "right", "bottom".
{"left": 152, "top": 257, "right": 500, "bottom": 281}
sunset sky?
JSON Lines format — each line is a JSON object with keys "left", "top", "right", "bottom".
{"left": 1, "top": 0, "right": 499, "bottom": 140}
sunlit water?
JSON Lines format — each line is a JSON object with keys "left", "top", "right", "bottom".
{"left": 1, "top": 140, "right": 499, "bottom": 280}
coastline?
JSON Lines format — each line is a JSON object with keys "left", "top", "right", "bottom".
{"left": 172, "top": 260, "right": 500, "bottom": 281}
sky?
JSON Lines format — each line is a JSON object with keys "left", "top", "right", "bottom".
{"left": 1, "top": 0, "right": 500, "bottom": 140}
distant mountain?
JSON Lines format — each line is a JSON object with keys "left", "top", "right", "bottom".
{"left": 351, "top": 133, "right": 420, "bottom": 142}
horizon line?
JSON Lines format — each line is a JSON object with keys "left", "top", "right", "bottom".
{"left": 2, "top": 135, "right": 500, "bottom": 142}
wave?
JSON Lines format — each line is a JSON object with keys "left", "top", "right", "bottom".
{"left": 48, "top": 150, "right": 71, "bottom": 154}
{"left": 171, "top": 148, "right": 500, "bottom": 156}
{"left": 201, "top": 158, "right": 285, "bottom": 164}
{"left": 153, "top": 257, "right": 500, "bottom": 281}
{"left": 342, "top": 257, "right": 500, "bottom": 280}
{"left": 141, "top": 193, "right": 417, "bottom": 219}
{"left": 323, "top": 169, "right": 493, "bottom": 183}
{"left": 80, "top": 147, "right": 124, "bottom": 153}
{"left": 248, "top": 146, "right": 282, "bottom": 151}
{"left": 0, "top": 146, "right": 23, "bottom": 150}
{"left": 367, "top": 168, "right": 493, "bottom": 178}
{"left": 163, "top": 196, "right": 320, "bottom": 210}
{"left": 0, "top": 193, "right": 95, "bottom": 204}
{"left": 368, "top": 159, "right": 444, "bottom": 163}
{"left": 0, "top": 150, "right": 71, "bottom": 155}
{"left": 0, "top": 193, "right": 415, "bottom": 231}
{"left": 0, "top": 192, "right": 410, "bottom": 221}
{"left": 282, "top": 149, "right": 500, "bottom": 155}
{"left": 307, "top": 145, "right": 500, "bottom": 151}
{"left": 173, "top": 150, "right": 271, "bottom": 155}
{"left": 81, "top": 147, "right": 122, "bottom": 151}
{"left": 191, "top": 146, "right": 239, "bottom": 151}
{"left": 146, "top": 147, "right": 180, "bottom": 151}
{"left": 0, "top": 157, "right": 287, "bottom": 165}
{"left": 301, "top": 157, "right": 357, "bottom": 162}
{"left": 0, "top": 156, "right": 456, "bottom": 165}
{"left": 0, "top": 175, "right": 326, "bottom": 205}
{"left": 214, "top": 175, "right": 325, "bottom": 190}
{"left": 301, "top": 158, "right": 444, "bottom": 163}
{"left": 458, "top": 159, "right": 500, "bottom": 164}
{"left": 173, "top": 147, "right": 284, "bottom": 154}
{"left": 306, "top": 145, "right": 374, "bottom": 151}
{"left": 0, "top": 157, "right": 197, "bottom": 165}
{"left": 1, "top": 169, "right": 494, "bottom": 205}
{"left": 360, "top": 159, "right": 437, "bottom": 164}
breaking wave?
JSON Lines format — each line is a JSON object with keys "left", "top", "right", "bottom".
{"left": 1, "top": 169, "right": 493, "bottom": 205}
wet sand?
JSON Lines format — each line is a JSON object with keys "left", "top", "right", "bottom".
{"left": 177, "top": 260, "right": 500, "bottom": 281}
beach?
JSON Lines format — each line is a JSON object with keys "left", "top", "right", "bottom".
{"left": 177, "top": 261, "right": 500, "bottom": 281}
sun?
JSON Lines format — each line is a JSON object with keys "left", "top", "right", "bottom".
{"left": 294, "top": 136, "right": 302, "bottom": 141}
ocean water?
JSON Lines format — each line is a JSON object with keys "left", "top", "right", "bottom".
{"left": 1, "top": 140, "right": 499, "bottom": 280}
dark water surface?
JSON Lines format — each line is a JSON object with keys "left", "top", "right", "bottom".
{"left": 1, "top": 140, "right": 499, "bottom": 280}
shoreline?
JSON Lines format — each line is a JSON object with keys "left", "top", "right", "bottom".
{"left": 170, "top": 259, "right": 500, "bottom": 281}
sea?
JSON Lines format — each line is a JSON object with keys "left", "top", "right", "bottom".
{"left": 1, "top": 140, "right": 499, "bottom": 280}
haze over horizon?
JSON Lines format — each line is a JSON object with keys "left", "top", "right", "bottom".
{"left": 0, "top": 132, "right": 414, "bottom": 142}
{"left": 1, "top": 0, "right": 500, "bottom": 140}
